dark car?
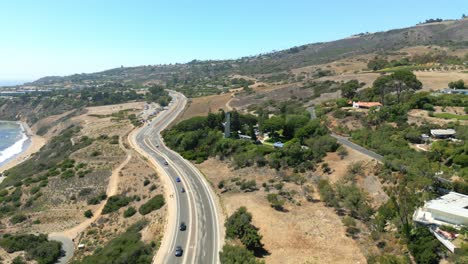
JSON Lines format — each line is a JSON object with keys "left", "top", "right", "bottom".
{"left": 179, "top": 222, "right": 186, "bottom": 231}
{"left": 175, "top": 246, "right": 183, "bottom": 257}
{"left": 181, "top": 187, "right": 185, "bottom": 193}
{"left": 176, "top": 177, "right": 181, "bottom": 182}
{"left": 163, "top": 160, "right": 168, "bottom": 165}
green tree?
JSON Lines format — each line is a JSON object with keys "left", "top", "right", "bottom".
{"left": 408, "top": 227, "right": 440, "bottom": 264}
{"left": 219, "top": 244, "right": 263, "bottom": 264}
{"left": 390, "top": 70, "right": 422, "bottom": 104}
{"left": 225, "top": 207, "right": 263, "bottom": 251}
{"left": 448, "top": 79, "right": 465, "bottom": 89}
{"left": 266, "top": 193, "right": 285, "bottom": 211}
{"left": 373, "top": 75, "right": 393, "bottom": 105}
{"left": 341, "top": 80, "right": 360, "bottom": 99}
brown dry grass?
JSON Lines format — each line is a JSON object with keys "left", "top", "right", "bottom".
{"left": 179, "top": 93, "right": 233, "bottom": 120}
{"left": 408, "top": 109, "right": 468, "bottom": 126}
{"left": 196, "top": 159, "right": 367, "bottom": 264}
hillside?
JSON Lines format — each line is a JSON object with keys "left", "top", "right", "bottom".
{"left": 29, "top": 19, "right": 468, "bottom": 91}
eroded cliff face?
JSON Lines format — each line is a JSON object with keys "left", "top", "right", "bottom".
{"left": 0, "top": 98, "right": 83, "bottom": 135}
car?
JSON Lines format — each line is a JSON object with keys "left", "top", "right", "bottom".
{"left": 176, "top": 177, "right": 181, "bottom": 182}
{"left": 163, "top": 160, "right": 168, "bottom": 165}
{"left": 181, "top": 187, "right": 185, "bottom": 193}
{"left": 156, "top": 144, "right": 159, "bottom": 148}
{"left": 179, "top": 222, "right": 186, "bottom": 231}
{"left": 175, "top": 246, "right": 183, "bottom": 257}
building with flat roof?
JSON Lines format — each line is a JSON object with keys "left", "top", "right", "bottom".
{"left": 414, "top": 192, "right": 468, "bottom": 226}
{"left": 430, "top": 129, "right": 456, "bottom": 139}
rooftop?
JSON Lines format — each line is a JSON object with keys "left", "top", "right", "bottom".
{"left": 426, "top": 192, "right": 468, "bottom": 219}
{"left": 430, "top": 129, "right": 456, "bottom": 136}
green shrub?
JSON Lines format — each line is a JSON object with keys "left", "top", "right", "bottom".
{"left": 124, "top": 207, "right": 137, "bottom": 218}
{"left": 73, "top": 222, "right": 152, "bottom": 264}
{"left": 10, "top": 214, "right": 27, "bottom": 224}
{"left": 139, "top": 195, "right": 165, "bottom": 215}
{"left": 84, "top": 210, "right": 93, "bottom": 218}
{"left": 102, "top": 195, "right": 132, "bottom": 214}
{"left": 0, "top": 233, "right": 61, "bottom": 264}
{"left": 87, "top": 192, "right": 107, "bottom": 205}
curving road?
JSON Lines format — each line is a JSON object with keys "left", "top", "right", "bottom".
{"left": 133, "top": 91, "right": 221, "bottom": 264}
{"left": 331, "top": 134, "right": 384, "bottom": 162}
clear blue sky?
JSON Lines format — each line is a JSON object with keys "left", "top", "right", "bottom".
{"left": 0, "top": 0, "right": 466, "bottom": 81}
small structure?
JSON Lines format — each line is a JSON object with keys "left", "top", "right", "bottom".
{"left": 350, "top": 101, "right": 382, "bottom": 109}
{"left": 239, "top": 134, "right": 252, "bottom": 140}
{"left": 430, "top": 129, "right": 456, "bottom": 139}
{"left": 421, "top": 133, "right": 431, "bottom": 142}
{"left": 273, "top": 142, "right": 284, "bottom": 148}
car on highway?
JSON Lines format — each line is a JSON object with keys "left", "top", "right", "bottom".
{"left": 176, "top": 177, "right": 181, "bottom": 182}
{"left": 179, "top": 222, "right": 186, "bottom": 231}
{"left": 163, "top": 160, "right": 168, "bottom": 165}
{"left": 175, "top": 246, "right": 183, "bottom": 257}
{"left": 181, "top": 187, "right": 185, "bottom": 193}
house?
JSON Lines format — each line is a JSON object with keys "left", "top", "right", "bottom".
{"left": 430, "top": 129, "right": 456, "bottom": 139}
{"left": 413, "top": 192, "right": 468, "bottom": 226}
{"left": 413, "top": 192, "right": 468, "bottom": 253}
{"left": 350, "top": 101, "right": 382, "bottom": 109}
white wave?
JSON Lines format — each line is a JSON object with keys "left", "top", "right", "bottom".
{"left": 0, "top": 123, "right": 29, "bottom": 164}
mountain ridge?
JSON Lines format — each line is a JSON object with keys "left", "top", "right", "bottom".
{"left": 29, "top": 18, "right": 468, "bottom": 87}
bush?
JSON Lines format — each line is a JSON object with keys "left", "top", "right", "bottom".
{"left": 102, "top": 195, "right": 132, "bottom": 214}
{"left": 0, "top": 234, "right": 62, "bottom": 264}
{"left": 143, "top": 179, "right": 150, "bottom": 186}
{"left": 75, "top": 221, "right": 153, "bottom": 264}
{"left": 139, "top": 194, "right": 165, "bottom": 215}
{"left": 84, "top": 210, "right": 93, "bottom": 218}
{"left": 124, "top": 207, "right": 137, "bottom": 218}
{"left": 10, "top": 214, "right": 27, "bottom": 224}
{"left": 266, "top": 193, "right": 285, "bottom": 211}
{"left": 87, "top": 192, "right": 107, "bottom": 205}
{"left": 240, "top": 180, "right": 257, "bottom": 192}
{"left": 219, "top": 244, "right": 262, "bottom": 264}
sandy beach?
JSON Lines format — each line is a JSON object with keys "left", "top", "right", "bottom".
{"left": 0, "top": 122, "right": 46, "bottom": 174}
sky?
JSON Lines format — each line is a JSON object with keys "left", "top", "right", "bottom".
{"left": 0, "top": 0, "right": 466, "bottom": 82}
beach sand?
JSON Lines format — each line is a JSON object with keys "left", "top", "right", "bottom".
{"left": 0, "top": 122, "right": 46, "bottom": 174}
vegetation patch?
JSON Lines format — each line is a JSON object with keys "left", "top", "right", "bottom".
{"left": 0, "top": 234, "right": 62, "bottom": 264}
{"left": 73, "top": 221, "right": 154, "bottom": 264}
{"left": 138, "top": 194, "right": 165, "bottom": 215}
{"left": 433, "top": 112, "right": 468, "bottom": 121}
{"left": 102, "top": 195, "right": 132, "bottom": 214}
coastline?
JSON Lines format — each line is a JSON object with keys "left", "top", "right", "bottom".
{"left": 0, "top": 121, "right": 46, "bottom": 174}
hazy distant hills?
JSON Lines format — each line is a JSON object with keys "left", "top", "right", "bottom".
{"left": 30, "top": 18, "right": 468, "bottom": 86}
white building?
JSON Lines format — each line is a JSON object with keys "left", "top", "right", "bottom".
{"left": 430, "top": 129, "right": 456, "bottom": 139}
{"left": 414, "top": 192, "right": 468, "bottom": 226}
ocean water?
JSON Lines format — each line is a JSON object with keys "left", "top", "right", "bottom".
{"left": 0, "top": 121, "right": 29, "bottom": 167}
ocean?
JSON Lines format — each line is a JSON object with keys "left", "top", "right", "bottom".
{"left": 0, "top": 121, "right": 30, "bottom": 168}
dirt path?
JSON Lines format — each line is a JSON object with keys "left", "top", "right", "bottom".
{"left": 51, "top": 135, "right": 132, "bottom": 240}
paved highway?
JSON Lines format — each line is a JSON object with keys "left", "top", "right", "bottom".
{"left": 133, "top": 91, "right": 221, "bottom": 264}
{"left": 331, "top": 134, "right": 384, "bottom": 162}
